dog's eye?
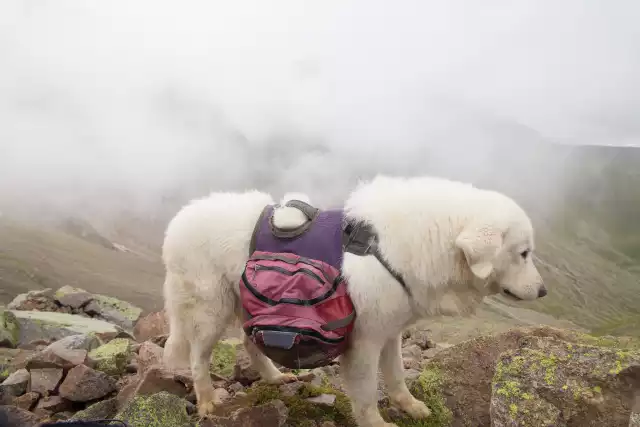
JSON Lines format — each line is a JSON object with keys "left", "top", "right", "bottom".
{"left": 520, "top": 250, "right": 530, "bottom": 259}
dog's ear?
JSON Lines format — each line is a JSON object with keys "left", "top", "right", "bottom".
{"left": 455, "top": 223, "right": 504, "bottom": 279}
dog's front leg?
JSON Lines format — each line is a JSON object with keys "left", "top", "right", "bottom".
{"left": 380, "top": 334, "right": 432, "bottom": 419}
{"left": 341, "top": 339, "right": 397, "bottom": 427}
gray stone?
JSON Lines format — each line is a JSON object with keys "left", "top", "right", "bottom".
{"left": 0, "top": 368, "right": 30, "bottom": 396}
{"left": 30, "top": 368, "right": 63, "bottom": 395}
{"left": 58, "top": 364, "right": 116, "bottom": 402}
{"left": 0, "top": 405, "right": 40, "bottom": 427}
{"left": 11, "top": 310, "right": 125, "bottom": 346}
{"left": 306, "top": 393, "right": 336, "bottom": 407}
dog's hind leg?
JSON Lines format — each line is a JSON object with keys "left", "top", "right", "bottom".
{"left": 380, "top": 334, "right": 432, "bottom": 420}
{"left": 163, "top": 272, "right": 191, "bottom": 370}
{"left": 186, "top": 281, "right": 236, "bottom": 417}
{"left": 341, "top": 338, "right": 397, "bottom": 427}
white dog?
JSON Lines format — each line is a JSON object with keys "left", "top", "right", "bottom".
{"left": 161, "top": 175, "right": 546, "bottom": 427}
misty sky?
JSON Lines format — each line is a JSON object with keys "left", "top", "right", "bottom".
{"left": 1, "top": 0, "right": 639, "bottom": 215}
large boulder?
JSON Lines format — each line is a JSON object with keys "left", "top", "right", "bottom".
{"left": 490, "top": 337, "right": 640, "bottom": 427}
{"left": 400, "top": 326, "right": 639, "bottom": 427}
{"left": 55, "top": 286, "right": 143, "bottom": 332}
{"left": 0, "top": 309, "right": 19, "bottom": 349}
{"left": 10, "top": 310, "right": 126, "bottom": 345}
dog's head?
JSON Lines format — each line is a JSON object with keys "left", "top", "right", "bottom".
{"left": 455, "top": 203, "right": 546, "bottom": 301}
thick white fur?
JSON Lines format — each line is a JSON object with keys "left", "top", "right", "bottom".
{"left": 162, "top": 175, "right": 546, "bottom": 427}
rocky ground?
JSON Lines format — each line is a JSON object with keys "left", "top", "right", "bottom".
{"left": 1, "top": 286, "right": 639, "bottom": 427}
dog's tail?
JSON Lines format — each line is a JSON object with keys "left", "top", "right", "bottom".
{"left": 162, "top": 274, "right": 191, "bottom": 371}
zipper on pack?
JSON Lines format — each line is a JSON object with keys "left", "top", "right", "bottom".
{"left": 254, "top": 264, "right": 325, "bottom": 284}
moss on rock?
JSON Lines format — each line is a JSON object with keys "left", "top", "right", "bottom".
{"left": 89, "top": 337, "right": 131, "bottom": 376}
{"left": 246, "top": 378, "right": 356, "bottom": 427}
{"left": 92, "top": 295, "right": 142, "bottom": 324}
{"left": 210, "top": 339, "right": 240, "bottom": 378}
{"left": 491, "top": 335, "right": 640, "bottom": 426}
{"left": 0, "top": 308, "right": 20, "bottom": 349}
{"left": 115, "top": 391, "right": 191, "bottom": 427}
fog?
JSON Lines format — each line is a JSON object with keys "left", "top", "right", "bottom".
{"left": 1, "top": 0, "right": 639, "bottom": 221}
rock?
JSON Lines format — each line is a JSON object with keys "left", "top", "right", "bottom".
{"left": 229, "top": 382, "right": 245, "bottom": 393}
{"left": 54, "top": 285, "right": 95, "bottom": 309}
{"left": 58, "top": 364, "right": 116, "bottom": 402}
{"left": 133, "top": 365, "right": 189, "bottom": 398}
{"left": 408, "top": 325, "right": 640, "bottom": 427}
{"left": 202, "top": 399, "right": 289, "bottom": 427}
{"left": 232, "top": 343, "right": 261, "bottom": 385}
{"left": 490, "top": 337, "right": 640, "bottom": 427}
{"left": 0, "top": 348, "right": 35, "bottom": 378}
{"left": 12, "top": 391, "right": 39, "bottom": 411}
{"left": 8, "top": 289, "right": 59, "bottom": 312}
{"left": 115, "top": 391, "right": 191, "bottom": 427}
{"left": 137, "top": 341, "right": 164, "bottom": 374}
{"left": 306, "top": 393, "right": 336, "bottom": 407}
{"left": 11, "top": 310, "right": 126, "bottom": 346}
{"left": 26, "top": 347, "right": 88, "bottom": 371}
{"left": 50, "top": 333, "right": 102, "bottom": 352}
{"left": 84, "top": 295, "right": 142, "bottom": 332}
{"left": 0, "top": 405, "right": 40, "bottom": 427}
{"left": 133, "top": 310, "right": 169, "bottom": 342}
{"left": 1, "top": 368, "right": 30, "bottom": 397}
{"left": 25, "top": 333, "right": 100, "bottom": 370}
{"left": 279, "top": 381, "right": 305, "bottom": 397}
{"left": 36, "top": 395, "right": 73, "bottom": 413}
{"left": 69, "top": 397, "right": 118, "bottom": 421}
{"left": 30, "top": 368, "right": 63, "bottom": 395}
{"left": 0, "top": 308, "right": 20, "bottom": 348}
{"left": 88, "top": 338, "right": 131, "bottom": 376}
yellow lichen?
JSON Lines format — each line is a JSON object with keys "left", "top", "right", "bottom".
{"left": 509, "top": 403, "right": 518, "bottom": 418}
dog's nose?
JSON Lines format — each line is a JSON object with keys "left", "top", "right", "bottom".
{"left": 538, "top": 287, "right": 548, "bottom": 298}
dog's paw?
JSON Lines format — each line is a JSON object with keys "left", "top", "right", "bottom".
{"left": 197, "top": 400, "right": 216, "bottom": 418}
{"left": 263, "top": 372, "right": 298, "bottom": 385}
{"left": 399, "top": 398, "right": 432, "bottom": 419}
{"left": 196, "top": 389, "right": 229, "bottom": 418}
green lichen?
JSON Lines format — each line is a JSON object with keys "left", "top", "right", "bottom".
{"left": 115, "top": 391, "right": 190, "bottom": 427}
{"left": 210, "top": 340, "right": 239, "bottom": 378}
{"left": 509, "top": 403, "right": 518, "bottom": 418}
{"left": 93, "top": 295, "right": 142, "bottom": 323}
{"left": 89, "top": 337, "right": 131, "bottom": 376}
{"left": 0, "top": 308, "right": 20, "bottom": 348}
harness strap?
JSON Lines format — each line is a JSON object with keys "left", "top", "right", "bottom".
{"left": 342, "top": 218, "right": 412, "bottom": 297}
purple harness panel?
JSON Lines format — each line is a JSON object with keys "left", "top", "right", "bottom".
{"left": 253, "top": 205, "right": 345, "bottom": 270}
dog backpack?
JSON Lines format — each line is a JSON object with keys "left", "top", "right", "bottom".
{"left": 239, "top": 200, "right": 356, "bottom": 369}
